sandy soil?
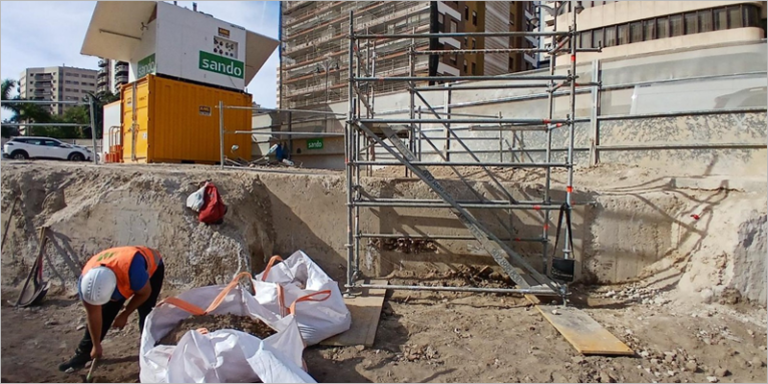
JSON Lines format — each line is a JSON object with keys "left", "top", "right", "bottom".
{"left": 158, "top": 313, "right": 276, "bottom": 346}
{"left": 2, "top": 282, "right": 766, "bottom": 383}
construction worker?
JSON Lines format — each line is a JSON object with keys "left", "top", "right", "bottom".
{"left": 58, "top": 246, "right": 165, "bottom": 372}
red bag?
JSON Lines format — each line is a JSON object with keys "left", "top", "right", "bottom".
{"left": 198, "top": 183, "right": 228, "bottom": 224}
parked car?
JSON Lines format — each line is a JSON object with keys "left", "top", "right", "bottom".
{"left": 2, "top": 136, "right": 92, "bottom": 161}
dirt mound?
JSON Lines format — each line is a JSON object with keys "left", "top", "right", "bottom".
{"left": 158, "top": 314, "right": 276, "bottom": 345}
{"left": 0, "top": 162, "right": 277, "bottom": 294}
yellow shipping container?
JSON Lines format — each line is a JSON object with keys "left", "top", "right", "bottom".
{"left": 121, "top": 75, "right": 252, "bottom": 164}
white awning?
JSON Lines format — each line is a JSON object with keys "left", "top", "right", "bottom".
{"left": 80, "top": 1, "right": 157, "bottom": 62}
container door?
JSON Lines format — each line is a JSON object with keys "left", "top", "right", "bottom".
{"left": 121, "top": 79, "right": 150, "bottom": 162}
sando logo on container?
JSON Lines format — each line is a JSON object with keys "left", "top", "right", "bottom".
{"left": 137, "top": 54, "right": 156, "bottom": 78}
{"left": 199, "top": 51, "right": 244, "bottom": 79}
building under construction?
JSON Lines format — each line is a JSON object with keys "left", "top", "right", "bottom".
{"left": 278, "top": 1, "right": 539, "bottom": 109}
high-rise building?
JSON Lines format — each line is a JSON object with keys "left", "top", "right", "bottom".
{"left": 278, "top": 1, "right": 537, "bottom": 109}
{"left": 18, "top": 66, "right": 98, "bottom": 115}
{"left": 540, "top": 1, "right": 766, "bottom": 63}
{"left": 97, "top": 58, "right": 130, "bottom": 95}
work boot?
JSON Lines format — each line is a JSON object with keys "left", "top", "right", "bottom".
{"left": 58, "top": 353, "right": 90, "bottom": 372}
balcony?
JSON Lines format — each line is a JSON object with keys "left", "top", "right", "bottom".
{"left": 97, "top": 76, "right": 109, "bottom": 86}
{"left": 115, "top": 63, "right": 129, "bottom": 75}
{"left": 115, "top": 74, "right": 129, "bottom": 84}
{"left": 98, "top": 67, "right": 109, "bottom": 76}
{"left": 98, "top": 59, "right": 109, "bottom": 67}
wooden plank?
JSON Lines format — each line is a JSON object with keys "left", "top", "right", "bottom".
{"left": 536, "top": 304, "right": 634, "bottom": 356}
{"left": 320, "top": 280, "right": 387, "bottom": 347}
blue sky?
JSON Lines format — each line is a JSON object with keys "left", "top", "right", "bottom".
{"left": 1, "top": 1, "right": 280, "bottom": 120}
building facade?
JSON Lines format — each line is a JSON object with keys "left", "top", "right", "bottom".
{"left": 97, "top": 59, "right": 130, "bottom": 95}
{"left": 542, "top": 1, "right": 766, "bottom": 63}
{"left": 278, "top": 1, "right": 537, "bottom": 108}
{"left": 18, "top": 66, "right": 98, "bottom": 115}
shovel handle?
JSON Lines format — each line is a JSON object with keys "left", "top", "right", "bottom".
{"left": 86, "top": 358, "right": 98, "bottom": 382}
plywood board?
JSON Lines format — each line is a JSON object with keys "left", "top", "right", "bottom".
{"left": 536, "top": 305, "right": 634, "bottom": 356}
{"left": 320, "top": 280, "right": 387, "bottom": 347}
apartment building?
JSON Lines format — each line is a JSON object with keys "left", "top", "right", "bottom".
{"left": 18, "top": 66, "right": 98, "bottom": 115}
{"left": 97, "top": 59, "right": 130, "bottom": 95}
{"left": 541, "top": 1, "right": 766, "bottom": 63}
{"left": 278, "top": 1, "right": 537, "bottom": 108}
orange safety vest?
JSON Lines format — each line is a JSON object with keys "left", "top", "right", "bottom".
{"left": 82, "top": 246, "right": 162, "bottom": 300}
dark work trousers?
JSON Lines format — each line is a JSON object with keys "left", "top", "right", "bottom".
{"left": 75, "top": 262, "right": 165, "bottom": 357}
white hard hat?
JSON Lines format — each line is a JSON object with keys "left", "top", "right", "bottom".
{"left": 80, "top": 266, "right": 117, "bottom": 305}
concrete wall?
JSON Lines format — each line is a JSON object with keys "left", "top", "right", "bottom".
{"left": 251, "top": 40, "right": 767, "bottom": 177}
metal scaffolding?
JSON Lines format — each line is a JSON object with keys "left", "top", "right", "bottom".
{"left": 344, "top": 3, "right": 600, "bottom": 303}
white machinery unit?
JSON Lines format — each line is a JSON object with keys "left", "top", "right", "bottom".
{"left": 81, "top": 1, "right": 278, "bottom": 91}
{"left": 101, "top": 100, "right": 121, "bottom": 158}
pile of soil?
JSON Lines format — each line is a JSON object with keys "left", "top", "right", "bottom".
{"left": 158, "top": 314, "right": 277, "bottom": 345}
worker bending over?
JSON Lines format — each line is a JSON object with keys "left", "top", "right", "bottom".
{"left": 59, "top": 246, "right": 165, "bottom": 372}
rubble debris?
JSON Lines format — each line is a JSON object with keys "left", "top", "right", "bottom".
{"left": 157, "top": 314, "right": 276, "bottom": 345}
{"left": 370, "top": 237, "right": 437, "bottom": 254}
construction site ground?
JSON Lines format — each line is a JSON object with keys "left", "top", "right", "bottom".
{"left": 2, "top": 285, "right": 766, "bottom": 383}
{"left": 1, "top": 161, "right": 766, "bottom": 383}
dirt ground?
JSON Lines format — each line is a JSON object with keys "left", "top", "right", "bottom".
{"left": 2, "top": 282, "right": 766, "bottom": 383}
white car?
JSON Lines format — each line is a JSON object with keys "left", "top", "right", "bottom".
{"left": 3, "top": 136, "right": 92, "bottom": 161}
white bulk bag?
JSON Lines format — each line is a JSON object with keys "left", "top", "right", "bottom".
{"left": 139, "top": 273, "right": 315, "bottom": 384}
{"left": 186, "top": 183, "right": 208, "bottom": 212}
{"left": 253, "top": 251, "right": 352, "bottom": 345}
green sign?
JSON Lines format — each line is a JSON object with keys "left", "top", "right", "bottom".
{"left": 199, "top": 51, "right": 245, "bottom": 79}
{"left": 307, "top": 138, "right": 324, "bottom": 150}
{"left": 137, "top": 54, "right": 156, "bottom": 78}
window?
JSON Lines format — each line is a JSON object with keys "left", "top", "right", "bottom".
{"left": 592, "top": 28, "right": 603, "bottom": 47}
{"left": 465, "top": 6, "right": 469, "bottom": 20}
{"left": 451, "top": 53, "right": 458, "bottom": 64}
{"left": 657, "top": 17, "right": 669, "bottom": 38}
{"left": 471, "top": 38, "right": 476, "bottom": 49}
{"left": 450, "top": 20, "right": 458, "bottom": 33}
{"left": 684, "top": 12, "right": 697, "bottom": 34}
{"left": 714, "top": 8, "right": 726, "bottom": 30}
{"left": 471, "top": 62, "right": 476, "bottom": 75}
{"left": 699, "top": 9, "right": 713, "bottom": 33}
{"left": 670, "top": 14, "right": 683, "bottom": 36}
{"left": 743, "top": 5, "right": 759, "bottom": 27}
{"left": 728, "top": 6, "right": 742, "bottom": 28}
{"left": 630, "top": 21, "right": 643, "bottom": 42}
{"left": 618, "top": 24, "right": 629, "bottom": 45}
{"left": 438, "top": 13, "right": 444, "bottom": 28}
{"left": 509, "top": 57, "right": 514, "bottom": 71}
{"left": 604, "top": 26, "right": 616, "bottom": 47}
{"left": 472, "top": 11, "right": 477, "bottom": 26}
{"left": 581, "top": 30, "right": 592, "bottom": 48}
{"left": 464, "top": 37, "right": 468, "bottom": 47}
{"left": 73, "top": 81, "right": 79, "bottom": 85}
{"left": 65, "top": 80, "right": 72, "bottom": 84}
{"left": 463, "top": 59, "right": 468, "bottom": 73}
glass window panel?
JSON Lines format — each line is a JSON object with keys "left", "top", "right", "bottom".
{"left": 670, "top": 14, "right": 683, "bottom": 37}
{"left": 714, "top": 8, "right": 727, "bottom": 30}
{"left": 618, "top": 24, "right": 629, "bottom": 45}
{"left": 698, "top": 9, "right": 713, "bottom": 33}
{"left": 685, "top": 12, "right": 697, "bottom": 34}
{"left": 605, "top": 26, "right": 616, "bottom": 47}
{"left": 630, "top": 22, "right": 643, "bottom": 42}
{"left": 643, "top": 19, "right": 656, "bottom": 40}
{"left": 728, "top": 6, "right": 742, "bottom": 28}
{"left": 582, "top": 30, "right": 592, "bottom": 48}
{"left": 743, "top": 5, "right": 758, "bottom": 27}
{"left": 657, "top": 17, "right": 668, "bottom": 38}
{"left": 593, "top": 28, "right": 603, "bottom": 47}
